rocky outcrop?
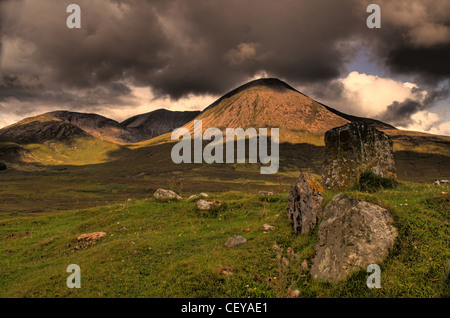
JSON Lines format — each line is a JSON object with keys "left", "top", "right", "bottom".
{"left": 286, "top": 172, "right": 323, "bottom": 234}
{"left": 153, "top": 188, "right": 182, "bottom": 200}
{"left": 310, "top": 194, "right": 398, "bottom": 282}
{"left": 321, "top": 122, "right": 397, "bottom": 191}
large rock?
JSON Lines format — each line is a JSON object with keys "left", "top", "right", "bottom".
{"left": 321, "top": 122, "right": 396, "bottom": 191}
{"left": 286, "top": 172, "right": 323, "bottom": 234}
{"left": 153, "top": 188, "right": 182, "bottom": 200}
{"left": 311, "top": 194, "right": 398, "bottom": 282}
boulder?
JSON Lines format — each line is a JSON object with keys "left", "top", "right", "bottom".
{"left": 153, "top": 188, "right": 182, "bottom": 200}
{"left": 286, "top": 172, "right": 323, "bottom": 234}
{"left": 0, "top": 161, "right": 6, "bottom": 171}
{"left": 224, "top": 235, "right": 247, "bottom": 248}
{"left": 311, "top": 194, "right": 398, "bottom": 282}
{"left": 197, "top": 199, "right": 221, "bottom": 210}
{"left": 321, "top": 122, "right": 396, "bottom": 191}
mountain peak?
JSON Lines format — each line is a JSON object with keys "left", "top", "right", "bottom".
{"left": 239, "top": 78, "right": 298, "bottom": 91}
{"left": 203, "top": 78, "right": 299, "bottom": 112}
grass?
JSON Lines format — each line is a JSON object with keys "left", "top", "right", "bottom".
{"left": 0, "top": 133, "right": 448, "bottom": 298}
{"left": 354, "top": 170, "right": 399, "bottom": 193}
{"left": 0, "top": 182, "right": 448, "bottom": 298}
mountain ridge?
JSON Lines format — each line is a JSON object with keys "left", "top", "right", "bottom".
{"left": 2, "top": 78, "right": 448, "bottom": 149}
{"left": 0, "top": 108, "right": 200, "bottom": 144}
{"left": 181, "top": 78, "right": 396, "bottom": 144}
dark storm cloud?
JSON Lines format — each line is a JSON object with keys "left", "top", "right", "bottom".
{"left": 365, "top": 0, "right": 450, "bottom": 85}
{"left": 378, "top": 85, "right": 450, "bottom": 126}
{"left": 0, "top": 0, "right": 367, "bottom": 100}
{"left": 386, "top": 44, "right": 450, "bottom": 81}
{"left": 0, "top": 0, "right": 449, "bottom": 120}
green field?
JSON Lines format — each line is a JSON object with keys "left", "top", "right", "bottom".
{"left": 0, "top": 137, "right": 449, "bottom": 298}
{"left": 0, "top": 180, "right": 448, "bottom": 298}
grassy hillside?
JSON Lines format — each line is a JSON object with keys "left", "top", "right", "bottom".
{"left": 0, "top": 182, "right": 448, "bottom": 298}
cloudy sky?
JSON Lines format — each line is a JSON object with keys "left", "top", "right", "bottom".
{"left": 1, "top": 0, "right": 449, "bottom": 135}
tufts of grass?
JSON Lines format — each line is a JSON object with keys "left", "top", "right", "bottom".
{"left": 354, "top": 170, "right": 399, "bottom": 193}
{"left": 0, "top": 182, "right": 448, "bottom": 298}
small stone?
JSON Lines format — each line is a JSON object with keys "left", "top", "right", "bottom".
{"left": 153, "top": 188, "right": 182, "bottom": 200}
{"left": 197, "top": 199, "right": 221, "bottom": 210}
{"left": 263, "top": 224, "right": 275, "bottom": 231}
{"left": 77, "top": 232, "right": 106, "bottom": 242}
{"left": 258, "top": 191, "right": 274, "bottom": 196}
{"left": 301, "top": 260, "right": 308, "bottom": 270}
{"left": 224, "top": 235, "right": 247, "bottom": 248}
{"left": 287, "top": 288, "right": 301, "bottom": 298}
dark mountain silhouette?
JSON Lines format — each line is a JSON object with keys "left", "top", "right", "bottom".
{"left": 0, "top": 114, "right": 89, "bottom": 144}
{"left": 122, "top": 109, "right": 200, "bottom": 141}
{"left": 0, "top": 109, "right": 200, "bottom": 144}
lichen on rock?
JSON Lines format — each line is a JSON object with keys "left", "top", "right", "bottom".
{"left": 286, "top": 172, "right": 323, "bottom": 234}
{"left": 321, "top": 122, "right": 397, "bottom": 191}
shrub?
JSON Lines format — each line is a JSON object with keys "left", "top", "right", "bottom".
{"left": 355, "top": 170, "right": 398, "bottom": 192}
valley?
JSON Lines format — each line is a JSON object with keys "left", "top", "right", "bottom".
{"left": 0, "top": 78, "right": 449, "bottom": 298}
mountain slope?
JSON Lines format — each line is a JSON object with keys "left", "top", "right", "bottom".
{"left": 182, "top": 78, "right": 394, "bottom": 144}
{"left": 122, "top": 109, "right": 200, "bottom": 141}
{"left": 0, "top": 114, "right": 89, "bottom": 144}
{"left": 48, "top": 111, "right": 138, "bottom": 143}
{"left": 0, "top": 109, "right": 201, "bottom": 145}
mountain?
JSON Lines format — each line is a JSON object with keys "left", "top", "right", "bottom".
{"left": 182, "top": 78, "right": 395, "bottom": 144}
{"left": 122, "top": 109, "right": 200, "bottom": 141}
{"left": 47, "top": 111, "right": 138, "bottom": 143}
{"left": 0, "top": 114, "right": 90, "bottom": 144}
{"left": 2, "top": 78, "right": 448, "bottom": 151}
{"left": 0, "top": 109, "right": 201, "bottom": 145}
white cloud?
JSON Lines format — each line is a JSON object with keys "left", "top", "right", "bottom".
{"left": 306, "top": 71, "right": 450, "bottom": 136}
{"left": 398, "top": 111, "right": 450, "bottom": 136}
{"left": 335, "top": 71, "right": 421, "bottom": 118}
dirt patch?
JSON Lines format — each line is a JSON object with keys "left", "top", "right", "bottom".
{"left": 3, "top": 231, "right": 31, "bottom": 240}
